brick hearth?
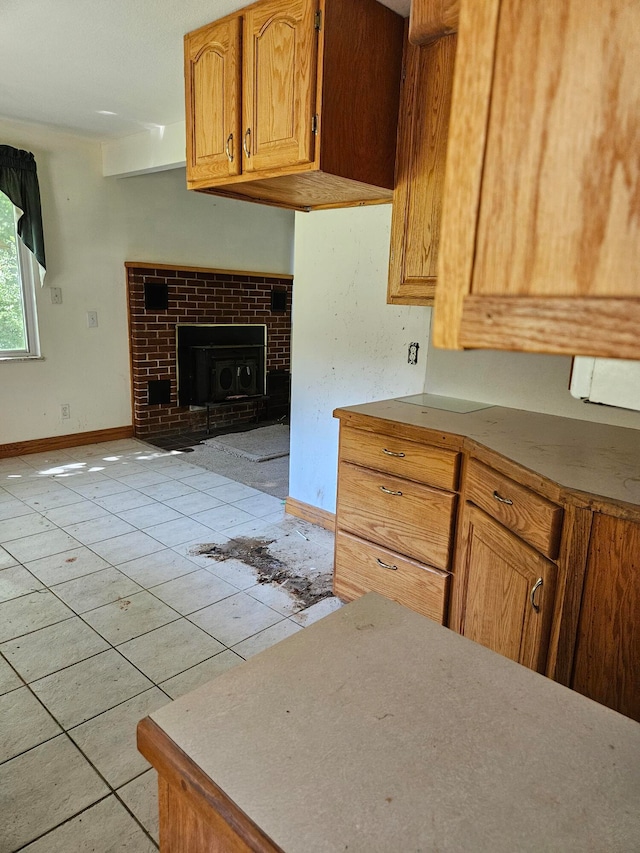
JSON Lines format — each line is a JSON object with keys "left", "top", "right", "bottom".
{"left": 126, "top": 263, "right": 292, "bottom": 440}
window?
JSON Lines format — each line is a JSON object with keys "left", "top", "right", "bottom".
{"left": 0, "top": 190, "right": 40, "bottom": 358}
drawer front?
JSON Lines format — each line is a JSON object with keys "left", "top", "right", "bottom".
{"left": 340, "top": 425, "right": 459, "bottom": 491}
{"left": 465, "top": 459, "right": 564, "bottom": 559}
{"left": 337, "top": 462, "right": 456, "bottom": 569}
{"left": 334, "top": 531, "right": 450, "bottom": 624}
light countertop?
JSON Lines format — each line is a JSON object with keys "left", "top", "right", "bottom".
{"left": 148, "top": 594, "right": 640, "bottom": 852}
{"left": 334, "top": 397, "right": 640, "bottom": 509}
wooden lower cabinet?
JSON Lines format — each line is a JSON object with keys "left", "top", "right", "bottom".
{"left": 572, "top": 514, "right": 640, "bottom": 722}
{"left": 452, "top": 504, "right": 557, "bottom": 673}
{"left": 333, "top": 405, "right": 640, "bottom": 722}
{"left": 333, "top": 421, "right": 459, "bottom": 622}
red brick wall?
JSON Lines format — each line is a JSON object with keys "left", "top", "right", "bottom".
{"left": 126, "top": 265, "right": 292, "bottom": 439}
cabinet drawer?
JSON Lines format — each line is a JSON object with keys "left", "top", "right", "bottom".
{"left": 465, "top": 459, "right": 563, "bottom": 559}
{"left": 334, "top": 531, "right": 449, "bottom": 624}
{"left": 337, "top": 462, "right": 456, "bottom": 570}
{"left": 340, "top": 425, "right": 459, "bottom": 490}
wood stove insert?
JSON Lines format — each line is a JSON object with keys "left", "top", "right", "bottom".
{"left": 177, "top": 324, "right": 267, "bottom": 407}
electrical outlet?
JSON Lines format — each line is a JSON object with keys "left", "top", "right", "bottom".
{"left": 50, "top": 287, "right": 63, "bottom": 304}
{"left": 60, "top": 404, "right": 71, "bottom": 419}
{"left": 87, "top": 311, "right": 99, "bottom": 328}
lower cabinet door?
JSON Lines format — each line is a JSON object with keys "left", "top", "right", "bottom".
{"left": 571, "top": 513, "right": 640, "bottom": 722}
{"left": 453, "top": 504, "right": 557, "bottom": 673}
{"left": 334, "top": 530, "right": 450, "bottom": 623}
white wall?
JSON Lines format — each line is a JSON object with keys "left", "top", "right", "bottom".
{"left": 0, "top": 117, "right": 294, "bottom": 445}
{"left": 289, "top": 206, "right": 430, "bottom": 514}
{"left": 425, "top": 342, "right": 640, "bottom": 430}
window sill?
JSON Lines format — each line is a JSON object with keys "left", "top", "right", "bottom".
{"left": 0, "top": 355, "right": 45, "bottom": 363}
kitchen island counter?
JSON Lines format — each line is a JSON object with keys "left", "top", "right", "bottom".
{"left": 138, "top": 593, "right": 640, "bottom": 852}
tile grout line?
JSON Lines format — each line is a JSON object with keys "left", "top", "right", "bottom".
{"left": 1, "top": 438, "right": 335, "bottom": 849}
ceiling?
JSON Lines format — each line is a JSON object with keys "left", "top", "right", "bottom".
{"left": 0, "top": 0, "right": 410, "bottom": 140}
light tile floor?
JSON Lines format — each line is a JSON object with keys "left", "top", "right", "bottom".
{"left": 0, "top": 438, "right": 341, "bottom": 852}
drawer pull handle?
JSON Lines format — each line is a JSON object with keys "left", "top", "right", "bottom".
{"left": 383, "top": 448, "right": 406, "bottom": 458}
{"left": 530, "top": 578, "right": 543, "bottom": 612}
{"left": 380, "top": 486, "right": 403, "bottom": 496}
{"left": 493, "top": 490, "right": 513, "bottom": 506}
{"left": 376, "top": 557, "right": 398, "bottom": 571}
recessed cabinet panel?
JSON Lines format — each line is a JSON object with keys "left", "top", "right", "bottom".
{"left": 243, "top": 0, "right": 316, "bottom": 174}
{"left": 185, "top": 18, "right": 242, "bottom": 182}
{"left": 388, "top": 30, "right": 457, "bottom": 305}
{"left": 433, "top": 0, "right": 640, "bottom": 358}
{"left": 456, "top": 505, "right": 557, "bottom": 673}
{"left": 474, "top": 0, "right": 640, "bottom": 301}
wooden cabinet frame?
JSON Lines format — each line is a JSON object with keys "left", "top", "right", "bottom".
{"left": 432, "top": 0, "right": 640, "bottom": 359}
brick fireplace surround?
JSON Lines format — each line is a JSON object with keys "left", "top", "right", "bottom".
{"left": 126, "top": 263, "right": 293, "bottom": 441}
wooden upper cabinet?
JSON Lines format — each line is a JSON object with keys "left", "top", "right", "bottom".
{"left": 242, "top": 0, "right": 316, "bottom": 174}
{"left": 454, "top": 505, "right": 557, "bottom": 673}
{"left": 387, "top": 28, "right": 456, "bottom": 305}
{"left": 433, "top": 0, "right": 640, "bottom": 359}
{"left": 184, "top": 0, "right": 404, "bottom": 211}
{"left": 184, "top": 18, "right": 241, "bottom": 183}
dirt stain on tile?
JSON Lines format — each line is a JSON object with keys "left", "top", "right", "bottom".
{"left": 192, "top": 536, "right": 333, "bottom": 610}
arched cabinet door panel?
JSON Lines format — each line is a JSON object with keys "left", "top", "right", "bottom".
{"left": 242, "top": 0, "right": 317, "bottom": 174}
{"left": 185, "top": 18, "right": 242, "bottom": 182}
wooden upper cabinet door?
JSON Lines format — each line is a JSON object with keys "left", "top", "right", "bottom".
{"left": 455, "top": 504, "right": 557, "bottom": 673}
{"left": 185, "top": 17, "right": 242, "bottom": 184}
{"left": 388, "top": 30, "right": 457, "bottom": 305}
{"left": 242, "top": 0, "right": 318, "bottom": 175}
{"left": 434, "top": 0, "right": 640, "bottom": 359}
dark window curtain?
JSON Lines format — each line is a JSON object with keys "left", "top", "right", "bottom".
{"left": 0, "top": 145, "right": 46, "bottom": 272}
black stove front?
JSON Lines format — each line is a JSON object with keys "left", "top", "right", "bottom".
{"left": 191, "top": 345, "right": 261, "bottom": 404}
{"left": 177, "top": 324, "right": 266, "bottom": 407}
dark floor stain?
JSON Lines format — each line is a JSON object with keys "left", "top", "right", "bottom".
{"left": 192, "top": 536, "right": 333, "bottom": 610}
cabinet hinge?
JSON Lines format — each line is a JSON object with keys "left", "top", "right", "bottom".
{"left": 314, "top": 9, "right": 322, "bottom": 31}
{"left": 312, "top": 114, "right": 319, "bottom": 135}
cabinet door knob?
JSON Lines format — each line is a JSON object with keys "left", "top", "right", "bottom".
{"left": 493, "top": 490, "right": 513, "bottom": 505}
{"left": 530, "top": 577, "right": 543, "bottom": 612}
{"left": 225, "top": 132, "right": 234, "bottom": 162}
{"left": 243, "top": 128, "right": 251, "bottom": 158}
{"left": 383, "top": 448, "right": 406, "bottom": 458}
{"left": 380, "top": 486, "right": 403, "bottom": 496}
{"left": 376, "top": 557, "right": 398, "bottom": 571}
